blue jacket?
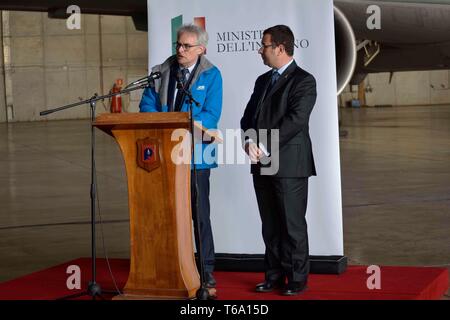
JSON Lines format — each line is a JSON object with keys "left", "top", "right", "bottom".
{"left": 139, "top": 55, "right": 223, "bottom": 169}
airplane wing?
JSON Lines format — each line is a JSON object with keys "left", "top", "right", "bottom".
{"left": 0, "top": 0, "right": 146, "bottom": 16}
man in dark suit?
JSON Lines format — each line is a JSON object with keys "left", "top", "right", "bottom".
{"left": 240, "top": 25, "right": 317, "bottom": 296}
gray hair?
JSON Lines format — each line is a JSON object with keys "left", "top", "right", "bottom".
{"left": 177, "top": 24, "right": 209, "bottom": 47}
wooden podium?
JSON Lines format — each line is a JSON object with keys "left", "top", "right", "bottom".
{"left": 93, "top": 112, "right": 200, "bottom": 299}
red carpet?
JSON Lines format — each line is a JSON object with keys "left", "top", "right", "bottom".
{"left": 0, "top": 258, "right": 447, "bottom": 300}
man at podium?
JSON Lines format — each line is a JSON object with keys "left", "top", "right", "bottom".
{"left": 139, "top": 24, "right": 223, "bottom": 290}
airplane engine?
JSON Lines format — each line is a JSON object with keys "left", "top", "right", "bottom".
{"left": 334, "top": 5, "right": 357, "bottom": 95}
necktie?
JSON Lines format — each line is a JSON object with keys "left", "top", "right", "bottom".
{"left": 174, "top": 68, "right": 189, "bottom": 111}
{"left": 268, "top": 70, "right": 279, "bottom": 91}
{"left": 255, "top": 70, "right": 280, "bottom": 125}
{"left": 264, "top": 70, "right": 280, "bottom": 101}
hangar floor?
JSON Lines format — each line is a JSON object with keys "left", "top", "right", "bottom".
{"left": 0, "top": 105, "right": 449, "bottom": 299}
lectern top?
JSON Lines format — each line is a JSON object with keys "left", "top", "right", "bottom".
{"left": 93, "top": 112, "right": 191, "bottom": 136}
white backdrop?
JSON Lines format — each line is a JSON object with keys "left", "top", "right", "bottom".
{"left": 147, "top": 0, "right": 343, "bottom": 256}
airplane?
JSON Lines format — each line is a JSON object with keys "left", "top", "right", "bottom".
{"left": 334, "top": 0, "right": 450, "bottom": 93}
{"left": 1, "top": 0, "right": 449, "bottom": 94}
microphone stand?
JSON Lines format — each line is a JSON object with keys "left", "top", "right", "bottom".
{"left": 40, "top": 81, "right": 152, "bottom": 300}
{"left": 176, "top": 81, "right": 212, "bottom": 300}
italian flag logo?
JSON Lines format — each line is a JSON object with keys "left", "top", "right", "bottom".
{"left": 172, "top": 15, "right": 206, "bottom": 55}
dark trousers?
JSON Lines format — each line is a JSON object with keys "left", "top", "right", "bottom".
{"left": 253, "top": 175, "right": 310, "bottom": 283}
{"left": 191, "top": 169, "right": 215, "bottom": 273}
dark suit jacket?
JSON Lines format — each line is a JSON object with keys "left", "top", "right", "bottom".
{"left": 241, "top": 60, "right": 317, "bottom": 177}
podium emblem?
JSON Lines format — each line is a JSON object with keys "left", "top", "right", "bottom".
{"left": 137, "top": 138, "right": 161, "bottom": 172}
{"left": 144, "top": 146, "right": 154, "bottom": 161}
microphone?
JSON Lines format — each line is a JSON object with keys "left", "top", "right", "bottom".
{"left": 126, "top": 71, "right": 162, "bottom": 88}
{"left": 175, "top": 69, "right": 200, "bottom": 107}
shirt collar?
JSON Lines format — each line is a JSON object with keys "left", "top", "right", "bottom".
{"left": 274, "top": 59, "right": 294, "bottom": 76}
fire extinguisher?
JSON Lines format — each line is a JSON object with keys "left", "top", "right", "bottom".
{"left": 110, "top": 78, "right": 123, "bottom": 113}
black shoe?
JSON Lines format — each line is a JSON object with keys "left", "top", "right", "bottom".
{"left": 281, "top": 281, "right": 307, "bottom": 296}
{"left": 255, "top": 279, "right": 285, "bottom": 293}
{"left": 204, "top": 272, "right": 216, "bottom": 288}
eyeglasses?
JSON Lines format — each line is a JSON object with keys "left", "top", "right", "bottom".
{"left": 260, "top": 43, "right": 276, "bottom": 49}
{"left": 174, "top": 42, "right": 201, "bottom": 51}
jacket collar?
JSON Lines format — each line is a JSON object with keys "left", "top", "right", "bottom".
{"left": 152, "top": 55, "right": 214, "bottom": 107}
{"left": 261, "top": 60, "right": 298, "bottom": 103}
